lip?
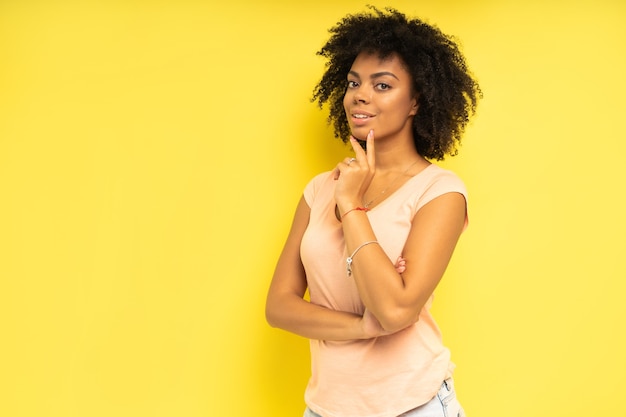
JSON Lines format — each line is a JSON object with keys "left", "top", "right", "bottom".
{"left": 349, "top": 109, "right": 375, "bottom": 126}
{"left": 350, "top": 109, "right": 375, "bottom": 118}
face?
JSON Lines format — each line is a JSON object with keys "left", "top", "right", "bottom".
{"left": 343, "top": 52, "right": 418, "bottom": 142}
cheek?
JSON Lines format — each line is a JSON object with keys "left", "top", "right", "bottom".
{"left": 389, "top": 96, "right": 417, "bottom": 117}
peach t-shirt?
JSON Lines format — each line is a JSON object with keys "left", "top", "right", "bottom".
{"left": 300, "top": 164, "right": 467, "bottom": 417}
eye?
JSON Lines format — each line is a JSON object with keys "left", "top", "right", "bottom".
{"left": 376, "top": 83, "right": 391, "bottom": 91}
{"left": 347, "top": 80, "right": 359, "bottom": 88}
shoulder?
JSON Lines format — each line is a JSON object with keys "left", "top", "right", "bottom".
{"left": 303, "top": 171, "right": 334, "bottom": 206}
{"left": 417, "top": 164, "right": 467, "bottom": 198}
{"left": 419, "top": 164, "right": 465, "bottom": 185}
{"left": 408, "top": 164, "right": 467, "bottom": 214}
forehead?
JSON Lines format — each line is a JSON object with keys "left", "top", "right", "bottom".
{"left": 349, "top": 51, "right": 410, "bottom": 75}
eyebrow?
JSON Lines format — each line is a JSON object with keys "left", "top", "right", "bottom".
{"left": 348, "top": 70, "right": 400, "bottom": 81}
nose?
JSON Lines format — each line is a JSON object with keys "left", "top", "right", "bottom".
{"left": 353, "top": 88, "right": 370, "bottom": 104}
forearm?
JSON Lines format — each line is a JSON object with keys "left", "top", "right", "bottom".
{"left": 340, "top": 208, "right": 413, "bottom": 331}
{"left": 265, "top": 293, "right": 369, "bottom": 341}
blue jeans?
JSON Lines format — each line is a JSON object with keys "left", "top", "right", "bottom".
{"left": 303, "top": 378, "right": 465, "bottom": 417}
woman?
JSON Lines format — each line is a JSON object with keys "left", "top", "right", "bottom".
{"left": 266, "top": 7, "right": 481, "bottom": 417}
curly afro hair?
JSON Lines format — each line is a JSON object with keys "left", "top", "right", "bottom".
{"left": 312, "top": 6, "right": 481, "bottom": 160}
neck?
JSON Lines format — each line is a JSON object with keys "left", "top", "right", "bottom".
{"left": 372, "top": 137, "right": 424, "bottom": 172}
{"left": 361, "top": 137, "right": 428, "bottom": 209}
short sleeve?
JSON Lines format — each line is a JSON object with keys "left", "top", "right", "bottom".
{"left": 412, "top": 167, "right": 469, "bottom": 229}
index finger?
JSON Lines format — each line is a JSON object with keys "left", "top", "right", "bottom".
{"left": 349, "top": 129, "right": 373, "bottom": 165}
{"left": 365, "top": 129, "right": 375, "bottom": 168}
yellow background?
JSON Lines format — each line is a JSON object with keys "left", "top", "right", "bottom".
{"left": 1, "top": 1, "right": 625, "bottom": 416}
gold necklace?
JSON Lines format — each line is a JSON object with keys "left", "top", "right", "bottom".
{"left": 363, "top": 159, "right": 421, "bottom": 208}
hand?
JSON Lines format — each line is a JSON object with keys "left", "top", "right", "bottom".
{"left": 333, "top": 130, "right": 376, "bottom": 211}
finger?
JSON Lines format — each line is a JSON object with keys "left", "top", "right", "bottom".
{"left": 332, "top": 166, "right": 341, "bottom": 180}
{"left": 349, "top": 135, "right": 368, "bottom": 164}
{"left": 366, "top": 130, "right": 375, "bottom": 168}
{"left": 394, "top": 255, "right": 406, "bottom": 274}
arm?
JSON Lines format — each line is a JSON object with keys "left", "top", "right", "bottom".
{"left": 334, "top": 132, "right": 466, "bottom": 332}
{"left": 341, "top": 192, "right": 466, "bottom": 333}
{"left": 265, "top": 196, "right": 390, "bottom": 341}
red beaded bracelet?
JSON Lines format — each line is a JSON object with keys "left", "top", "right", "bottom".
{"left": 341, "top": 206, "right": 370, "bottom": 221}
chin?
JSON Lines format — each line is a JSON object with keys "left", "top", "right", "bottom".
{"left": 349, "top": 127, "right": 369, "bottom": 142}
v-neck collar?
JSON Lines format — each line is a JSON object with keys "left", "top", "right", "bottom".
{"left": 364, "top": 163, "right": 435, "bottom": 211}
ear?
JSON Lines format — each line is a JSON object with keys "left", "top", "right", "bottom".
{"left": 409, "top": 95, "right": 419, "bottom": 116}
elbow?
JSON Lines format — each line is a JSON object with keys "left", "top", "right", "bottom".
{"left": 265, "top": 295, "right": 289, "bottom": 329}
{"left": 265, "top": 302, "right": 280, "bottom": 329}
{"left": 378, "top": 309, "right": 420, "bottom": 333}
